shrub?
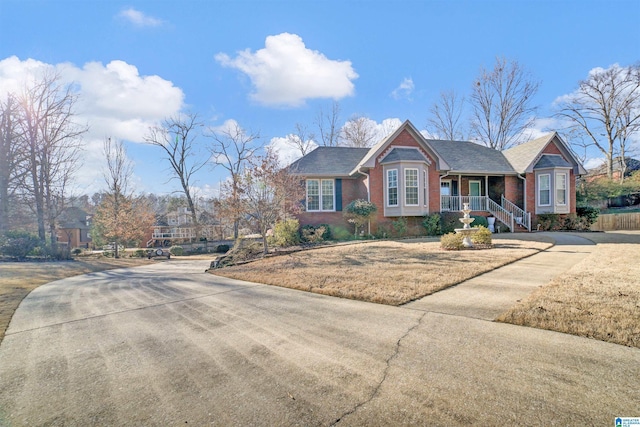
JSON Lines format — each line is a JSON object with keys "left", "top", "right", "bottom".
{"left": 133, "top": 249, "right": 146, "bottom": 258}
{"left": 72, "top": 248, "right": 83, "bottom": 256}
{"left": 440, "top": 212, "right": 462, "bottom": 234}
{"left": 344, "top": 199, "right": 377, "bottom": 237}
{"left": 576, "top": 206, "right": 599, "bottom": 227}
{"left": 170, "top": 246, "right": 184, "bottom": 256}
{"left": 391, "top": 217, "right": 408, "bottom": 237}
{"left": 470, "top": 215, "right": 489, "bottom": 228}
{"left": 471, "top": 226, "right": 493, "bottom": 246}
{"left": 0, "top": 231, "right": 41, "bottom": 258}
{"left": 331, "top": 226, "right": 353, "bottom": 241}
{"left": 373, "top": 222, "right": 392, "bottom": 239}
{"left": 272, "top": 219, "right": 300, "bottom": 247}
{"left": 300, "top": 225, "right": 328, "bottom": 243}
{"left": 440, "top": 232, "right": 464, "bottom": 250}
{"left": 215, "top": 244, "right": 230, "bottom": 253}
{"left": 537, "top": 213, "right": 562, "bottom": 231}
{"left": 422, "top": 213, "right": 442, "bottom": 236}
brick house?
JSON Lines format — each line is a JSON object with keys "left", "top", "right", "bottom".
{"left": 56, "top": 207, "right": 93, "bottom": 248}
{"left": 289, "top": 120, "right": 586, "bottom": 233}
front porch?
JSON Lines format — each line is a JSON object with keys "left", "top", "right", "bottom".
{"left": 440, "top": 195, "right": 531, "bottom": 232}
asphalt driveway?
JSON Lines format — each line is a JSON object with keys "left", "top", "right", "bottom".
{"left": 0, "top": 243, "right": 638, "bottom": 426}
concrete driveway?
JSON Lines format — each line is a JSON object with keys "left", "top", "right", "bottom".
{"left": 0, "top": 238, "right": 638, "bottom": 426}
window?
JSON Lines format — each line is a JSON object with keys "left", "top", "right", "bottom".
{"left": 321, "top": 180, "right": 334, "bottom": 210}
{"left": 306, "top": 179, "right": 334, "bottom": 211}
{"left": 538, "top": 174, "right": 550, "bottom": 206}
{"left": 405, "top": 169, "right": 419, "bottom": 206}
{"left": 387, "top": 169, "right": 398, "bottom": 206}
{"left": 556, "top": 173, "right": 567, "bottom": 205}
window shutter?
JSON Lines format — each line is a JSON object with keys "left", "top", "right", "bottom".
{"left": 335, "top": 179, "right": 342, "bottom": 211}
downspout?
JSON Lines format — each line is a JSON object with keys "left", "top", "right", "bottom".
{"left": 356, "top": 166, "right": 372, "bottom": 235}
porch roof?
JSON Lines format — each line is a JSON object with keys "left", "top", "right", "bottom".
{"left": 427, "top": 139, "right": 517, "bottom": 174}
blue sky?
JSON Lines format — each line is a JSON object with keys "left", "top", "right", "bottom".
{"left": 1, "top": 0, "right": 638, "bottom": 198}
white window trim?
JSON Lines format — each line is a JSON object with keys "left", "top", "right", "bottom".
{"left": 404, "top": 168, "right": 419, "bottom": 207}
{"left": 555, "top": 172, "right": 567, "bottom": 206}
{"left": 387, "top": 169, "right": 398, "bottom": 207}
{"left": 306, "top": 179, "right": 335, "bottom": 212}
{"left": 423, "top": 170, "right": 428, "bottom": 207}
{"left": 538, "top": 174, "right": 551, "bottom": 207}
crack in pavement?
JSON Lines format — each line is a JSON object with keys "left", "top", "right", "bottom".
{"left": 330, "top": 311, "right": 427, "bottom": 426}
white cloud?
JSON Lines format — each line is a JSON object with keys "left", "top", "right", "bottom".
{"left": 0, "top": 56, "right": 185, "bottom": 194}
{"left": 118, "top": 8, "right": 163, "bottom": 28}
{"left": 391, "top": 77, "right": 414, "bottom": 100}
{"left": 215, "top": 33, "right": 358, "bottom": 107}
{"left": 267, "top": 135, "right": 318, "bottom": 167}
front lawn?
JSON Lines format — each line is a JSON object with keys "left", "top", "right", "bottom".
{"left": 212, "top": 238, "right": 551, "bottom": 306}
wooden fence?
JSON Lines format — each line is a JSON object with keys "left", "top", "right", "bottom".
{"left": 591, "top": 212, "right": 640, "bottom": 231}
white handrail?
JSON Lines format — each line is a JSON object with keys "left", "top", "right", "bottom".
{"left": 501, "top": 195, "right": 531, "bottom": 231}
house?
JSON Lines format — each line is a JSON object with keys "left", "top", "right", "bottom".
{"left": 586, "top": 156, "right": 640, "bottom": 182}
{"left": 288, "top": 120, "right": 586, "bottom": 233}
{"left": 56, "top": 207, "right": 93, "bottom": 248}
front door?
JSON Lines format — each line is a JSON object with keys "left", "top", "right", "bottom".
{"left": 469, "top": 180, "right": 482, "bottom": 210}
{"left": 441, "top": 180, "right": 451, "bottom": 210}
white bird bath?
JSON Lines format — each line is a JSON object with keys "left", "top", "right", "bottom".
{"left": 454, "top": 203, "right": 479, "bottom": 248}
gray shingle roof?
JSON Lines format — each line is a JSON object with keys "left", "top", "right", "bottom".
{"left": 502, "top": 133, "right": 555, "bottom": 173}
{"left": 534, "top": 154, "right": 572, "bottom": 169}
{"left": 379, "top": 147, "right": 428, "bottom": 164}
{"left": 426, "top": 140, "right": 516, "bottom": 173}
{"left": 287, "top": 146, "right": 370, "bottom": 176}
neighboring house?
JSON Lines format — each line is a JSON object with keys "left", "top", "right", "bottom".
{"left": 57, "top": 207, "right": 93, "bottom": 248}
{"left": 289, "top": 120, "right": 586, "bottom": 233}
{"left": 145, "top": 207, "right": 220, "bottom": 247}
{"left": 586, "top": 156, "right": 640, "bottom": 182}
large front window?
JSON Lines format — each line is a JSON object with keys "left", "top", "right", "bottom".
{"left": 556, "top": 173, "right": 567, "bottom": 205}
{"left": 538, "top": 174, "right": 550, "bottom": 206}
{"left": 405, "top": 169, "right": 418, "bottom": 206}
{"left": 387, "top": 169, "right": 398, "bottom": 206}
{"left": 306, "top": 179, "right": 334, "bottom": 211}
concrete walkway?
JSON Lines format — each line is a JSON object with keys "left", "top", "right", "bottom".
{"left": 405, "top": 232, "right": 596, "bottom": 320}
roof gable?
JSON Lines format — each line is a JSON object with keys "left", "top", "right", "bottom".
{"left": 354, "top": 120, "right": 450, "bottom": 172}
{"left": 503, "top": 132, "right": 587, "bottom": 175}
{"left": 534, "top": 154, "right": 572, "bottom": 169}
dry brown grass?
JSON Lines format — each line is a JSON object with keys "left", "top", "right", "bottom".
{"left": 497, "top": 243, "right": 640, "bottom": 348}
{"left": 212, "top": 238, "right": 551, "bottom": 306}
{"left": 0, "top": 257, "right": 150, "bottom": 343}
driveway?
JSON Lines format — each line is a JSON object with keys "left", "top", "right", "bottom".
{"left": 0, "top": 237, "right": 638, "bottom": 426}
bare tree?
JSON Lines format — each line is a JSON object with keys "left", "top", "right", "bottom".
{"left": 469, "top": 57, "right": 539, "bottom": 150}
{"left": 17, "top": 70, "right": 86, "bottom": 251}
{"left": 237, "top": 148, "right": 305, "bottom": 254}
{"left": 315, "top": 101, "right": 342, "bottom": 146}
{"left": 341, "top": 115, "right": 379, "bottom": 148}
{"left": 145, "top": 112, "right": 206, "bottom": 226}
{"left": 427, "top": 90, "right": 466, "bottom": 140}
{"left": 92, "top": 138, "right": 154, "bottom": 257}
{"left": 0, "top": 94, "right": 26, "bottom": 234}
{"left": 556, "top": 63, "right": 640, "bottom": 181}
{"left": 206, "top": 121, "right": 261, "bottom": 239}
{"left": 285, "top": 122, "right": 316, "bottom": 157}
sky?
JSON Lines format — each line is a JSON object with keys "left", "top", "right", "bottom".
{"left": 1, "top": 0, "right": 639, "bottom": 200}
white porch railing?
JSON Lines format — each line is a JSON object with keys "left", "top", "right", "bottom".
{"left": 440, "top": 195, "right": 486, "bottom": 212}
{"left": 501, "top": 195, "right": 531, "bottom": 231}
{"left": 441, "top": 195, "right": 530, "bottom": 232}
{"left": 151, "top": 226, "right": 218, "bottom": 241}
{"left": 486, "top": 197, "right": 514, "bottom": 232}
